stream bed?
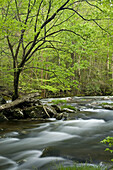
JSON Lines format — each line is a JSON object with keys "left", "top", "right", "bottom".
{"left": 0, "top": 96, "right": 113, "bottom": 170}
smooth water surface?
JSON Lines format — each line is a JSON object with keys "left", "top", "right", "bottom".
{"left": 0, "top": 96, "right": 113, "bottom": 170}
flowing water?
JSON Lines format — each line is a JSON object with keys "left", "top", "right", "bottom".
{"left": 0, "top": 96, "right": 113, "bottom": 170}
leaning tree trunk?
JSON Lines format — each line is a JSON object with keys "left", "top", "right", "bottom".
{"left": 12, "top": 71, "right": 21, "bottom": 101}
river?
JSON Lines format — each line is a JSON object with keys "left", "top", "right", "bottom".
{"left": 0, "top": 96, "right": 113, "bottom": 170}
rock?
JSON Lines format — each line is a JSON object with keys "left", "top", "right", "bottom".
{"left": 41, "top": 146, "right": 60, "bottom": 157}
{"left": 3, "top": 108, "right": 24, "bottom": 120}
{"left": 0, "top": 95, "right": 6, "bottom": 105}
{"left": 102, "top": 96, "right": 110, "bottom": 100}
{"left": 102, "top": 105, "right": 113, "bottom": 110}
{"left": 23, "top": 105, "right": 47, "bottom": 119}
{"left": 0, "top": 93, "right": 69, "bottom": 120}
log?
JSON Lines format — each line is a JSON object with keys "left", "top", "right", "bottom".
{"left": 0, "top": 92, "right": 68, "bottom": 121}
{"left": 0, "top": 93, "right": 40, "bottom": 111}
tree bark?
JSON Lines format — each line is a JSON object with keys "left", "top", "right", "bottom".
{"left": 12, "top": 71, "right": 20, "bottom": 101}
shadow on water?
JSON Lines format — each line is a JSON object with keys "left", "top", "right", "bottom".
{"left": 0, "top": 96, "right": 113, "bottom": 169}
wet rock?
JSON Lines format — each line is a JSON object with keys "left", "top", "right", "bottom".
{"left": 23, "top": 105, "right": 59, "bottom": 119}
{"left": 42, "top": 146, "right": 60, "bottom": 157}
{"left": 0, "top": 93, "right": 69, "bottom": 120}
{"left": 23, "top": 105, "right": 47, "bottom": 119}
{"left": 102, "top": 105, "right": 113, "bottom": 110}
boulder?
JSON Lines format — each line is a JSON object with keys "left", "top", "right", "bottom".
{"left": 23, "top": 105, "right": 47, "bottom": 119}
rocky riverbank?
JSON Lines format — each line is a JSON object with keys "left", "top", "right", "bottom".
{"left": 0, "top": 93, "right": 70, "bottom": 121}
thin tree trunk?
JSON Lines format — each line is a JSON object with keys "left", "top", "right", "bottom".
{"left": 112, "top": 54, "right": 113, "bottom": 88}
{"left": 12, "top": 71, "right": 20, "bottom": 101}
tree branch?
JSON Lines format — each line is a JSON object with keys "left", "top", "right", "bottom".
{"left": 46, "top": 29, "right": 85, "bottom": 40}
{"left": 24, "top": 0, "right": 31, "bottom": 24}
{"left": 62, "top": 7, "right": 110, "bottom": 34}
{"left": 23, "top": 66, "right": 65, "bottom": 86}
{"left": 34, "top": 0, "right": 43, "bottom": 32}
{"left": 15, "top": 0, "right": 21, "bottom": 21}
{"left": 6, "top": 36, "right": 15, "bottom": 60}
{"left": 40, "top": 0, "right": 70, "bottom": 29}
{"left": 85, "top": 0, "right": 103, "bottom": 12}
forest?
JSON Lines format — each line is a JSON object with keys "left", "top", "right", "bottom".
{"left": 0, "top": 0, "right": 113, "bottom": 100}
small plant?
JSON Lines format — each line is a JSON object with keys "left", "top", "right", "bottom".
{"left": 101, "top": 136, "right": 113, "bottom": 161}
{"left": 58, "top": 163, "right": 106, "bottom": 170}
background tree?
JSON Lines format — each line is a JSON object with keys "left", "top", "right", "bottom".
{"left": 0, "top": 0, "right": 112, "bottom": 99}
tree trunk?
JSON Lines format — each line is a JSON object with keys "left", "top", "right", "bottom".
{"left": 12, "top": 71, "right": 20, "bottom": 101}
{"left": 112, "top": 54, "right": 113, "bottom": 88}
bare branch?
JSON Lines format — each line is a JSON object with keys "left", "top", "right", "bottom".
{"left": 85, "top": 0, "right": 103, "bottom": 12}
{"left": 24, "top": 0, "right": 31, "bottom": 24}
{"left": 62, "top": 7, "right": 110, "bottom": 34}
{"left": 15, "top": 30, "right": 25, "bottom": 59}
{"left": 46, "top": 0, "right": 51, "bottom": 21}
{"left": 6, "top": 36, "right": 15, "bottom": 59}
{"left": 40, "top": 0, "right": 70, "bottom": 29}
{"left": 93, "top": 20, "right": 110, "bottom": 35}
{"left": 15, "top": 0, "right": 21, "bottom": 21}
{"left": 23, "top": 66, "right": 65, "bottom": 86}
{"left": 25, "top": 41, "right": 46, "bottom": 61}
{"left": 46, "top": 29, "right": 85, "bottom": 40}
{"left": 34, "top": 0, "right": 43, "bottom": 32}
{"left": 24, "top": 0, "right": 71, "bottom": 60}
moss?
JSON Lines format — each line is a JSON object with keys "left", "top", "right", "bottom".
{"left": 61, "top": 104, "right": 77, "bottom": 111}
{"left": 51, "top": 100, "right": 67, "bottom": 105}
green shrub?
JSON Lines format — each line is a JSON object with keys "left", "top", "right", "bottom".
{"left": 101, "top": 136, "right": 113, "bottom": 161}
